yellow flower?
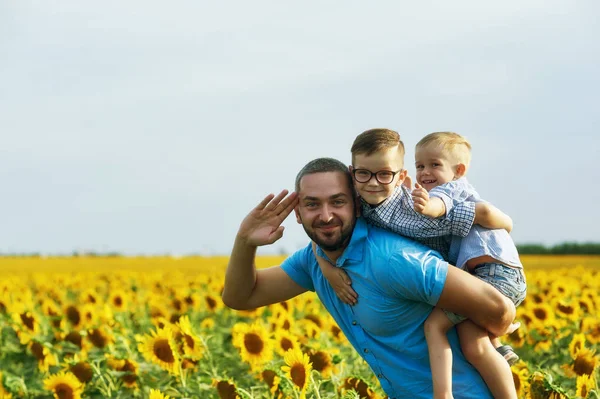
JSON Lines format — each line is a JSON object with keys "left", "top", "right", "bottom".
{"left": 69, "top": 361, "right": 93, "bottom": 384}
{"left": 175, "top": 315, "right": 204, "bottom": 360}
{"left": 511, "top": 364, "right": 530, "bottom": 399}
{"left": 273, "top": 329, "right": 300, "bottom": 356}
{"left": 261, "top": 369, "right": 282, "bottom": 396}
{"left": 576, "top": 374, "right": 596, "bottom": 399}
{"left": 87, "top": 325, "right": 114, "bottom": 349}
{"left": 149, "top": 388, "right": 171, "bottom": 399}
{"left": 212, "top": 379, "right": 240, "bottom": 399}
{"left": 105, "top": 356, "right": 139, "bottom": 388}
{"left": 232, "top": 322, "right": 274, "bottom": 370}
{"left": 29, "top": 341, "right": 58, "bottom": 372}
{"left": 582, "top": 316, "right": 600, "bottom": 345}
{"left": 43, "top": 372, "right": 84, "bottom": 399}
{"left": 281, "top": 348, "right": 313, "bottom": 399}
{"left": 137, "top": 326, "right": 180, "bottom": 374}
{"left": 307, "top": 349, "right": 335, "bottom": 378}
{"left": 569, "top": 332, "right": 588, "bottom": 359}
{"left": 572, "top": 347, "right": 599, "bottom": 377}
{"left": 340, "top": 376, "right": 381, "bottom": 399}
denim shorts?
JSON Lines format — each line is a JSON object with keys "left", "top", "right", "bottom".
{"left": 443, "top": 262, "right": 527, "bottom": 325}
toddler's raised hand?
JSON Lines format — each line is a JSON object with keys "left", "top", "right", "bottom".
{"left": 412, "top": 183, "right": 430, "bottom": 214}
{"left": 312, "top": 242, "right": 357, "bottom": 305}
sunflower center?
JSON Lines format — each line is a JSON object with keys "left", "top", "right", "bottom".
{"left": 54, "top": 383, "right": 75, "bottom": 399}
{"left": 154, "top": 339, "right": 176, "bottom": 363}
{"left": 262, "top": 370, "right": 276, "bottom": 387}
{"left": 20, "top": 312, "right": 35, "bottom": 330}
{"left": 206, "top": 296, "right": 217, "bottom": 310}
{"left": 533, "top": 308, "right": 548, "bottom": 320}
{"left": 309, "top": 351, "right": 329, "bottom": 372}
{"left": 65, "top": 331, "right": 83, "bottom": 349}
{"left": 121, "top": 360, "right": 138, "bottom": 385}
{"left": 244, "top": 333, "right": 264, "bottom": 354}
{"left": 557, "top": 303, "right": 574, "bottom": 314}
{"left": 280, "top": 337, "right": 293, "bottom": 351}
{"left": 573, "top": 356, "right": 595, "bottom": 376}
{"left": 216, "top": 381, "right": 237, "bottom": 399}
{"left": 184, "top": 334, "right": 195, "bottom": 349}
{"left": 290, "top": 364, "right": 307, "bottom": 389}
{"left": 30, "top": 342, "right": 45, "bottom": 360}
{"left": 304, "top": 314, "right": 322, "bottom": 327}
{"left": 71, "top": 362, "right": 93, "bottom": 383}
{"left": 66, "top": 306, "right": 81, "bottom": 326}
{"left": 88, "top": 328, "right": 108, "bottom": 348}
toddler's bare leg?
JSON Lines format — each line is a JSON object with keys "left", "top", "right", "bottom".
{"left": 424, "top": 308, "right": 455, "bottom": 399}
{"left": 457, "top": 320, "right": 517, "bottom": 399}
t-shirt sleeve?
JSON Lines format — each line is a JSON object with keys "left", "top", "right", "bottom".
{"left": 384, "top": 248, "right": 449, "bottom": 306}
{"left": 280, "top": 246, "right": 315, "bottom": 292}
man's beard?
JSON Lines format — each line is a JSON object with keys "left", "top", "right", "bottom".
{"left": 302, "top": 217, "right": 356, "bottom": 252}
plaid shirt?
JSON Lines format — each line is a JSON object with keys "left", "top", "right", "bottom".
{"left": 361, "top": 185, "right": 475, "bottom": 261}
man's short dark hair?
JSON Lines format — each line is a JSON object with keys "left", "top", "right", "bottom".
{"left": 294, "top": 158, "right": 354, "bottom": 196}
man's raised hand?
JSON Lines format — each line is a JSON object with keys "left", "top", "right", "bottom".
{"left": 237, "top": 190, "right": 299, "bottom": 247}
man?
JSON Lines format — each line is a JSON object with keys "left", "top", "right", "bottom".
{"left": 222, "top": 158, "right": 515, "bottom": 399}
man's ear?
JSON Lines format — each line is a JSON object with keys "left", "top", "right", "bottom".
{"left": 294, "top": 206, "right": 302, "bottom": 224}
{"left": 454, "top": 164, "right": 466, "bottom": 179}
{"left": 395, "top": 169, "right": 408, "bottom": 187}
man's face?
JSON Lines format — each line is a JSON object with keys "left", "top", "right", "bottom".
{"left": 295, "top": 171, "right": 357, "bottom": 252}
{"left": 352, "top": 146, "right": 407, "bottom": 205}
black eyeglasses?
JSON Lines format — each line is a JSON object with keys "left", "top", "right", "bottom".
{"left": 352, "top": 169, "right": 402, "bottom": 184}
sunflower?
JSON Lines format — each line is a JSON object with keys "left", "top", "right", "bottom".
{"left": 340, "top": 376, "right": 381, "bottom": 399}
{"left": 529, "top": 303, "right": 556, "bottom": 329}
{"left": 108, "top": 289, "right": 129, "bottom": 312}
{"left": 70, "top": 361, "right": 93, "bottom": 384}
{"left": 137, "top": 326, "right": 180, "bottom": 374}
{"left": 29, "top": 341, "right": 58, "bottom": 372}
{"left": 87, "top": 326, "right": 114, "bottom": 349}
{"left": 576, "top": 374, "right": 596, "bottom": 399}
{"left": 572, "top": 347, "right": 599, "bottom": 377}
{"left": 11, "top": 305, "right": 41, "bottom": 345}
{"left": 200, "top": 317, "right": 215, "bottom": 330}
{"left": 281, "top": 348, "right": 313, "bottom": 399}
{"left": 211, "top": 379, "right": 240, "bottom": 399}
{"left": 149, "top": 388, "right": 171, "bottom": 399}
{"left": 307, "top": 349, "right": 335, "bottom": 378}
{"left": 232, "top": 322, "right": 274, "bottom": 370}
{"left": 261, "top": 369, "right": 282, "bottom": 396}
{"left": 273, "top": 329, "right": 300, "bottom": 356}
{"left": 43, "top": 372, "right": 84, "bottom": 399}
{"left": 569, "top": 332, "right": 588, "bottom": 359}
{"left": 105, "top": 356, "right": 139, "bottom": 388}
{"left": 175, "top": 315, "right": 205, "bottom": 360}
{"left": 511, "top": 364, "right": 530, "bottom": 399}
{"left": 582, "top": 317, "right": 600, "bottom": 345}
{"left": 64, "top": 304, "right": 83, "bottom": 329}
{"left": 551, "top": 297, "right": 580, "bottom": 322}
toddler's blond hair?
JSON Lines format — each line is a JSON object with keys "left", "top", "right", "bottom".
{"left": 416, "top": 132, "right": 471, "bottom": 171}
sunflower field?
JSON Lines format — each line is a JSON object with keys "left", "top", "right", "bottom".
{"left": 0, "top": 255, "right": 599, "bottom": 399}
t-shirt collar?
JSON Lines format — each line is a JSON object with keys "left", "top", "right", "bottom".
{"left": 315, "top": 217, "right": 367, "bottom": 267}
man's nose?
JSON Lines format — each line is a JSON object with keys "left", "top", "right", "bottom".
{"left": 320, "top": 205, "right": 333, "bottom": 222}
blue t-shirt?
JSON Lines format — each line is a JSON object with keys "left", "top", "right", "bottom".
{"left": 281, "top": 217, "right": 492, "bottom": 399}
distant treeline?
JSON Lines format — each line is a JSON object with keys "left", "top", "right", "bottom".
{"left": 1, "top": 243, "right": 600, "bottom": 257}
{"left": 516, "top": 242, "right": 600, "bottom": 255}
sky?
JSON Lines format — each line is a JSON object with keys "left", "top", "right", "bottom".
{"left": 1, "top": 1, "right": 599, "bottom": 256}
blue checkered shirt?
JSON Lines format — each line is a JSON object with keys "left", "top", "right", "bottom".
{"left": 361, "top": 185, "right": 475, "bottom": 261}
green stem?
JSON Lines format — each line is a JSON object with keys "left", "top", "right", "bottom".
{"left": 310, "top": 372, "right": 322, "bottom": 399}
